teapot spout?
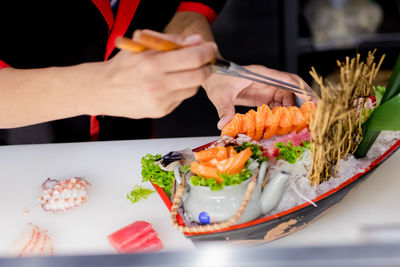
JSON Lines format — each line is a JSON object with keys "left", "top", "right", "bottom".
{"left": 260, "top": 171, "right": 290, "bottom": 215}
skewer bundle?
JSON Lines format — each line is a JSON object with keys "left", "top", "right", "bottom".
{"left": 309, "top": 50, "right": 384, "bottom": 185}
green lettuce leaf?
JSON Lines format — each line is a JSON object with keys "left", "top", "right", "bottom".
{"left": 127, "top": 185, "right": 155, "bottom": 204}
{"left": 275, "top": 141, "right": 310, "bottom": 164}
{"left": 141, "top": 154, "right": 174, "bottom": 196}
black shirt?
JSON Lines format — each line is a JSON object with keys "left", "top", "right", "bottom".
{"left": 0, "top": 0, "right": 226, "bottom": 145}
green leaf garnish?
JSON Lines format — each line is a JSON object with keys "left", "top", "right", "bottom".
{"left": 235, "top": 142, "right": 268, "bottom": 163}
{"left": 127, "top": 185, "right": 155, "bottom": 204}
{"left": 190, "top": 167, "right": 253, "bottom": 191}
{"left": 275, "top": 141, "right": 310, "bottom": 164}
{"left": 141, "top": 154, "right": 174, "bottom": 197}
{"left": 356, "top": 54, "right": 400, "bottom": 158}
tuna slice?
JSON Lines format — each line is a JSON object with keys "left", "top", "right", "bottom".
{"left": 107, "top": 221, "right": 163, "bottom": 253}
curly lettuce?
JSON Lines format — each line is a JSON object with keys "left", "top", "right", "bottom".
{"left": 275, "top": 140, "right": 310, "bottom": 164}
{"left": 141, "top": 154, "right": 174, "bottom": 196}
{"left": 127, "top": 185, "right": 155, "bottom": 204}
{"left": 190, "top": 167, "right": 253, "bottom": 191}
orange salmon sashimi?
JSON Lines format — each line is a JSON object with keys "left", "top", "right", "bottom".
{"left": 195, "top": 146, "right": 228, "bottom": 163}
{"left": 190, "top": 162, "right": 223, "bottom": 184}
{"left": 300, "top": 102, "right": 316, "bottom": 123}
{"left": 226, "top": 146, "right": 237, "bottom": 157}
{"left": 217, "top": 147, "right": 252, "bottom": 175}
{"left": 220, "top": 113, "right": 244, "bottom": 138}
{"left": 275, "top": 107, "right": 293, "bottom": 135}
{"left": 221, "top": 102, "right": 315, "bottom": 140}
{"left": 263, "top": 105, "right": 279, "bottom": 139}
{"left": 190, "top": 147, "right": 252, "bottom": 183}
{"left": 288, "top": 106, "right": 308, "bottom": 132}
{"left": 255, "top": 105, "right": 267, "bottom": 140}
{"left": 243, "top": 110, "right": 257, "bottom": 140}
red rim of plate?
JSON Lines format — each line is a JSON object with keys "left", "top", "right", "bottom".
{"left": 151, "top": 138, "right": 400, "bottom": 236}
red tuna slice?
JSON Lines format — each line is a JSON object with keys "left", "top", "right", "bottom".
{"left": 121, "top": 234, "right": 164, "bottom": 253}
{"left": 107, "top": 221, "right": 163, "bottom": 253}
{"left": 138, "top": 237, "right": 164, "bottom": 252}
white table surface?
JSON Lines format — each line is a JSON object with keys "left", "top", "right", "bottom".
{"left": 0, "top": 136, "right": 399, "bottom": 257}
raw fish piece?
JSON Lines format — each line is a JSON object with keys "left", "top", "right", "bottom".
{"left": 7, "top": 223, "right": 53, "bottom": 257}
{"left": 221, "top": 102, "right": 315, "bottom": 140}
{"left": 107, "top": 221, "right": 163, "bottom": 254}
{"left": 39, "top": 177, "right": 90, "bottom": 213}
{"left": 119, "top": 231, "right": 158, "bottom": 253}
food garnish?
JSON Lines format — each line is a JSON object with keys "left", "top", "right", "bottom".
{"left": 107, "top": 221, "right": 163, "bottom": 253}
{"left": 309, "top": 50, "right": 384, "bottom": 185}
{"left": 141, "top": 154, "right": 174, "bottom": 196}
{"left": 356, "top": 55, "right": 400, "bottom": 157}
{"left": 127, "top": 185, "right": 155, "bottom": 204}
{"left": 275, "top": 141, "right": 310, "bottom": 164}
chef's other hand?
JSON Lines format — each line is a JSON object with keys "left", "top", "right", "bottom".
{"left": 202, "top": 65, "right": 311, "bottom": 130}
{"left": 96, "top": 30, "right": 218, "bottom": 119}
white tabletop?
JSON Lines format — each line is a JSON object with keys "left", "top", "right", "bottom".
{"left": 0, "top": 136, "right": 399, "bottom": 257}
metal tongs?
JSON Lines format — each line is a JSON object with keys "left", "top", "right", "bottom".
{"left": 211, "top": 58, "right": 314, "bottom": 97}
{"left": 116, "top": 31, "right": 314, "bottom": 98}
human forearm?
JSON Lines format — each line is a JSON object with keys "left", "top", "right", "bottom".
{"left": 0, "top": 63, "right": 101, "bottom": 128}
{"left": 0, "top": 31, "right": 217, "bottom": 128}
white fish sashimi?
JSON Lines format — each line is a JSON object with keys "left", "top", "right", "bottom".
{"left": 7, "top": 223, "right": 53, "bottom": 257}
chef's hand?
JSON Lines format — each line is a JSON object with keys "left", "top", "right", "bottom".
{"left": 96, "top": 30, "right": 217, "bottom": 118}
{"left": 202, "top": 65, "right": 310, "bottom": 130}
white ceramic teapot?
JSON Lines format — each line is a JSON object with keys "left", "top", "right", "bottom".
{"left": 181, "top": 162, "right": 290, "bottom": 225}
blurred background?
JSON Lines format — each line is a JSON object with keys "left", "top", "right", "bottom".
{"left": 154, "top": 0, "right": 400, "bottom": 138}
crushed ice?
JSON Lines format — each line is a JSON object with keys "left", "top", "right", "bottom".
{"left": 265, "top": 131, "right": 400, "bottom": 216}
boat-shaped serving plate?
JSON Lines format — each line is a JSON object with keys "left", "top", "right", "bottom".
{"left": 151, "top": 138, "right": 400, "bottom": 242}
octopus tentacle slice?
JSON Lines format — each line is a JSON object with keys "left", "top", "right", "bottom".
{"left": 39, "top": 177, "right": 90, "bottom": 213}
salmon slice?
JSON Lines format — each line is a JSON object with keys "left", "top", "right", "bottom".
{"left": 217, "top": 147, "right": 252, "bottom": 175}
{"left": 263, "top": 106, "right": 279, "bottom": 139}
{"left": 276, "top": 107, "right": 293, "bottom": 135}
{"left": 221, "top": 113, "right": 244, "bottom": 138}
{"left": 243, "top": 110, "right": 257, "bottom": 139}
{"left": 288, "top": 106, "right": 308, "bottom": 132}
{"left": 190, "top": 161, "right": 223, "bottom": 183}
{"left": 300, "top": 102, "right": 316, "bottom": 123}
{"left": 226, "top": 146, "right": 237, "bottom": 157}
{"left": 222, "top": 102, "right": 315, "bottom": 141}
{"left": 195, "top": 146, "right": 227, "bottom": 163}
{"left": 255, "top": 105, "right": 268, "bottom": 140}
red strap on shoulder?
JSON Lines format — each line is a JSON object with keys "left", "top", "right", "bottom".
{"left": 91, "top": 0, "right": 114, "bottom": 32}
{"left": 90, "top": 0, "right": 141, "bottom": 141}
{"left": 105, "top": 0, "right": 141, "bottom": 60}
{"left": 0, "top": 59, "right": 10, "bottom": 70}
{"left": 177, "top": 2, "right": 217, "bottom": 23}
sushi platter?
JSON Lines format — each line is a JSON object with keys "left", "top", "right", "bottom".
{"left": 142, "top": 52, "right": 400, "bottom": 243}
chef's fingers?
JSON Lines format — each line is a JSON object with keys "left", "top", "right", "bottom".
{"left": 273, "top": 89, "right": 296, "bottom": 107}
{"left": 234, "top": 86, "right": 276, "bottom": 107}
